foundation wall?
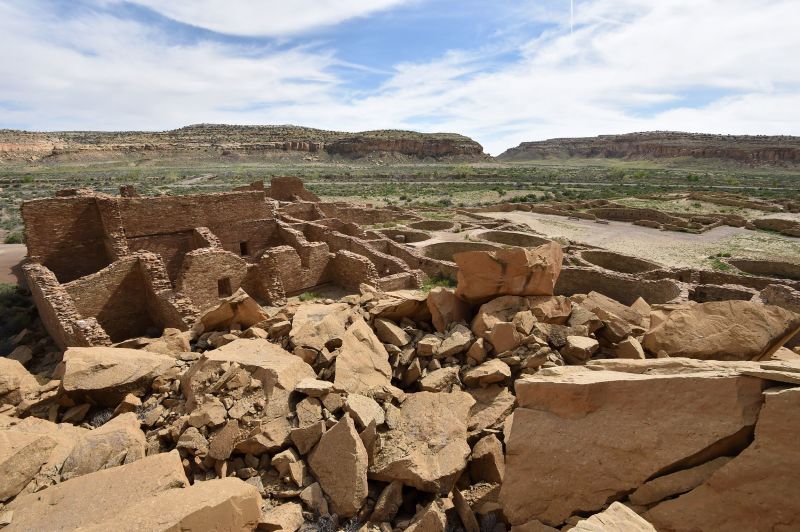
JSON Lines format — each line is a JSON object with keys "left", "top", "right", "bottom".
{"left": 555, "top": 266, "right": 683, "bottom": 305}
{"left": 176, "top": 248, "right": 250, "bottom": 312}
{"left": 331, "top": 250, "right": 379, "bottom": 289}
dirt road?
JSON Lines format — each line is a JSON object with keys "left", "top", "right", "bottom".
{"left": 0, "top": 244, "right": 27, "bottom": 284}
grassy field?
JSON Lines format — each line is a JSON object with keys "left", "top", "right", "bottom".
{"left": 1, "top": 157, "right": 799, "bottom": 241}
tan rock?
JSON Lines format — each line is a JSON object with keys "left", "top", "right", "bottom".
{"left": 467, "top": 385, "right": 515, "bottom": 432}
{"left": 56, "top": 347, "right": 174, "bottom": 406}
{"left": 370, "top": 480, "right": 404, "bottom": 523}
{"left": 428, "top": 287, "right": 472, "bottom": 333}
{"left": 290, "top": 303, "right": 350, "bottom": 352}
{"left": 369, "top": 391, "right": 474, "bottom": 493}
{"left": 0, "top": 430, "right": 58, "bottom": 501}
{"left": 235, "top": 416, "right": 292, "bottom": 455}
{"left": 334, "top": 318, "right": 393, "bottom": 397}
{"left": 419, "top": 367, "right": 461, "bottom": 392}
{"left": 629, "top": 456, "right": 731, "bottom": 506}
{"left": 291, "top": 421, "right": 325, "bottom": 455}
{"left": 416, "top": 334, "right": 441, "bottom": 357}
{"left": 501, "top": 366, "right": 764, "bottom": 526}
{"left": 572, "top": 502, "right": 655, "bottom": 531}
{"left": 405, "top": 500, "right": 447, "bottom": 532}
{"left": 615, "top": 336, "right": 645, "bottom": 359}
{"left": 560, "top": 335, "right": 599, "bottom": 365}
{"left": 471, "top": 295, "right": 572, "bottom": 339}
{"left": 308, "top": 414, "right": 368, "bottom": 518}
{"left": 454, "top": 487, "right": 480, "bottom": 532}
{"left": 176, "top": 426, "right": 209, "bottom": 457}
{"left": 260, "top": 502, "right": 304, "bottom": 532}
{"left": 6, "top": 451, "right": 189, "bottom": 530}
{"left": 60, "top": 412, "right": 145, "bottom": 480}
{"left": 487, "top": 322, "right": 523, "bottom": 354}
{"left": 470, "top": 434, "right": 504, "bottom": 483}
{"left": 295, "top": 378, "right": 334, "bottom": 397}
{"left": 300, "top": 482, "right": 329, "bottom": 516}
{"left": 8, "top": 345, "right": 32, "bottom": 365}
{"left": 466, "top": 338, "right": 488, "bottom": 363}
{"left": 0, "top": 358, "right": 39, "bottom": 407}
{"left": 208, "top": 419, "right": 240, "bottom": 461}
{"left": 369, "top": 290, "right": 431, "bottom": 322}
{"left": 646, "top": 386, "right": 800, "bottom": 531}
{"left": 510, "top": 519, "right": 559, "bottom": 532}
{"left": 462, "top": 359, "right": 511, "bottom": 387}
{"left": 642, "top": 300, "right": 800, "bottom": 361}
{"left": 296, "top": 397, "right": 323, "bottom": 428}
{"left": 272, "top": 448, "right": 305, "bottom": 486}
{"left": 438, "top": 324, "right": 473, "bottom": 357}
{"left": 374, "top": 318, "right": 412, "bottom": 347}
{"left": 344, "top": 393, "right": 385, "bottom": 429}
{"left": 455, "top": 242, "right": 563, "bottom": 303}
{"left": 199, "top": 287, "right": 268, "bottom": 331}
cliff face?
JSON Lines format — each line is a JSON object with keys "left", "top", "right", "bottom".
{"left": 0, "top": 124, "right": 487, "bottom": 163}
{"left": 498, "top": 132, "right": 800, "bottom": 166}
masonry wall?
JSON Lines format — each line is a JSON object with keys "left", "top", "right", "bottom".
{"left": 22, "top": 197, "right": 111, "bottom": 283}
{"left": 127, "top": 231, "right": 196, "bottom": 281}
{"left": 177, "top": 248, "right": 250, "bottom": 311}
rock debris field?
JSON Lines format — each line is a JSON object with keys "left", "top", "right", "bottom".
{"left": 3, "top": 191, "right": 800, "bottom": 531}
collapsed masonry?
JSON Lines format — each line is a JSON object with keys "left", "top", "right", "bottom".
{"left": 21, "top": 178, "right": 460, "bottom": 349}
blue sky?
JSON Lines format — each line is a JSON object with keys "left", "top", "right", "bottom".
{"left": 1, "top": 0, "right": 799, "bottom": 154}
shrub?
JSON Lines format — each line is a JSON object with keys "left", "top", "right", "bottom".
{"left": 298, "top": 291, "right": 319, "bottom": 302}
{"left": 4, "top": 231, "right": 23, "bottom": 244}
{"left": 420, "top": 275, "right": 457, "bottom": 293}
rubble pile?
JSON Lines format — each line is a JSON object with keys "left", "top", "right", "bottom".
{"left": 2, "top": 241, "right": 800, "bottom": 531}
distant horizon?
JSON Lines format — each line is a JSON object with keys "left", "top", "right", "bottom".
{"left": 2, "top": 1, "right": 799, "bottom": 154}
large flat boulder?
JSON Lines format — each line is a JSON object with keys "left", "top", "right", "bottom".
{"left": 454, "top": 242, "right": 563, "bottom": 304}
{"left": 500, "top": 366, "right": 764, "bottom": 526}
{"left": 369, "top": 391, "right": 474, "bottom": 494}
{"left": 642, "top": 300, "right": 800, "bottom": 360}
{"left": 289, "top": 303, "right": 350, "bottom": 352}
{"left": 56, "top": 347, "right": 175, "bottom": 406}
{"left": 334, "top": 318, "right": 393, "bottom": 397}
{"left": 427, "top": 287, "right": 472, "bottom": 333}
{"left": 646, "top": 386, "right": 800, "bottom": 531}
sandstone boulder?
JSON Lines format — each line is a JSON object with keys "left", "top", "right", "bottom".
{"left": 642, "top": 300, "right": 800, "bottom": 360}
{"left": 572, "top": 502, "right": 655, "bottom": 531}
{"left": 419, "top": 367, "right": 461, "bottom": 392}
{"left": 260, "top": 502, "right": 304, "bottom": 532}
{"left": 462, "top": 360, "right": 511, "bottom": 387}
{"left": 334, "top": 318, "right": 393, "bottom": 397}
{"left": 308, "top": 414, "right": 368, "bottom": 518}
{"left": 60, "top": 412, "right": 145, "bottom": 480}
{"left": 560, "top": 335, "right": 599, "bottom": 364}
{"left": 455, "top": 242, "right": 563, "bottom": 303}
{"left": 369, "top": 391, "right": 474, "bottom": 493}
{"left": 646, "top": 386, "right": 800, "bottom": 531}
{"left": 471, "top": 295, "right": 572, "bottom": 339}
{"left": 427, "top": 287, "right": 472, "bottom": 332}
{"left": 500, "top": 366, "right": 764, "bottom": 526}
{"left": 56, "top": 347, "right": 174, "bottom": 406}
{"left": 374, "top": 317, "right": 411, "bottom": 347}
{"left": 199, "top": 288, "right": 268, "bottom": 331}
{"left": 467, "top": 385, "right": 515, "bottom": 432}
{"left": 369, "top": 290, "right": 431, "bottom": 322}
{"left": 438, "top": 324, "right": 473, "bottom": 357}
{"left": 289, "top": 303, "right": 350, "bottom": 352}
{"left": 0, "top": 358, "right": 39, "bottom": 407}
{"left": 615, "top": 336, "right": 645, "bottom": 359}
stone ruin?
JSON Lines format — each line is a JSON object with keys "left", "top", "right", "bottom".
{"left": 3, "top": 177, "right": 800, "bottom": 531}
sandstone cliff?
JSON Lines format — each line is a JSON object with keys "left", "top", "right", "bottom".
{"left": 0, "top": 124, "right": 486, "bottom": 163}
{"left": 498, "top": 131, "right": 800, "bottom": 166}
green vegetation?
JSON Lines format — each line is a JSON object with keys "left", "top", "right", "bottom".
{"left": 420, "top": 275, "right": 457, "bottom": 293}
{"left": 298, "top": 291, "right": 319, "bottom": 302}
{"left": 0, "top": 283, "right": 33, "bottom": 354}
{"left": 4, "top": 231, "right": 23, "bottom": 244}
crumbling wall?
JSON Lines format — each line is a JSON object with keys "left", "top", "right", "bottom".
{"left": 331, "top": 250, "right": 379, "bottom": 289}
{"left": 420, "top": 241, "right": 502, "bottom": 262}
{"left": 365, "top": 237, "right": 456, "bottom": 280}
{"left": 278, "top": 202, "right": 325, "bottom": 221}
{"left": 555, "top": 266, "right": 684, "bottom": 305}
{"left": 213, "top": 219, "right": 280, "bottom": 259}
{"left": 727, "top": 259, "right": 800, "bottom": 281}
{"left": 22, "top": 196, "right": 111, "bottom": 283}
{"left": 476, "top": 230, "right": 552, "bottom": 248}
{"left": 264, "top": 176, "right": 321, "bottom": 202}
{"left": 137, "top": 252, "right": 198, "bottom": 330}
{"left": 176, "top": 248, "right": 249, "bottom": 312}
{"left": 127, "top": 231, "right": 196, "bottom": 281}
{"left": 580, "top": 250, "right": 662, "bottom": 274}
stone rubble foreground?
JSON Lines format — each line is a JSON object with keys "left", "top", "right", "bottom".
{"left": 2, "top": 240, "right": 800, "bottom": 532}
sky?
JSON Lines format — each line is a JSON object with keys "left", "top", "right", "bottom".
{"left": 1, "top": 0, "right": 799, "bottom": 155}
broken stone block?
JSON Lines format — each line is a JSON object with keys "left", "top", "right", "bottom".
{"left": 427, "top": 287, "right": 471, "bottom": 333}
{"left": 487, "top": 322, "right": 523, "bottom": 354}
{"left": 260, "top": 502, "right": 304, "bottom": 532}
{"left": 199, "top": 288, "right": 268, "bottom": 331}
{"left": 344, "top": 393, "right": 385, "bottom": 429}
{"left": 60, "top": 412, "right": 145, "bottom": 481}
{"left": 467, "top": 385, "right": 515, "bottom": 432}
{"left": 572, "top": 502, "right": 655, "bottom": 531}
{"left": 208, "top": 419, "right": 240, "bottom": 461}
{"left": 462, "top": 360, "right": 511, "bottom": 387}
{"left": 500, "top": 366, "right": 764, "bottom": 526}
{"left": 405, "top": 500, "right": 447, "bottom": 532}
{"left": 235, "top": 417, "right": 292, "bottom": 455}
{"left": 176, "top": 426, "right": 209, "bottom": 457}
{"left": 416, "top": 334, "right": 441, "bottom": 357}
{"left": 615, "top": 336, "right": 645, "bottom": 359}
{"left": 308, "top": 414, "right": 368, "bottom": 518}
{"left": 56, "top": 347, "right": 174, "bottom": 406}
{"left": 291, "top": 421, "right": 325, "bottom": 455}
{"left": 419, "top": 367, "right": 461, "bottom": 392}
{"left": 437, "top": 324, "right": 473, "bottom": 358}
{"left": 560, "top": 335, "right": 600, "bottom": 365}
{"left": 374, "top": 318, "right": 412, "bottom": 347}
{"left": 295, "top": 397, "right": 323, "bottom": 428}
{"left": 628, "top": 456, "right": 731, "bottom": 506}
{"left": 272, "top": 448, "right": 305, "bottom": 486}
{"left": 369, "top": 391, "right": 474, "bottom": 493}
{"left": 643, "top": 300, "right": 800, "bottom": 361}
{"left": 370, "top": 480, "right": 403, "bottom": 523}
{"left": 290, "top": 303, "right": 349, "bottom": 352}
{"left": 300, "top": 482, "right": 329, "bottom": 516}
{"left": 0, "top": 358, "right": 40, "bottom": 407}
{"left": 469, "top": 434, "right": 504, "bottom": 483}
{"left": 466, "top": 338, "right": 488, "bottom": 363}
{"left": 454, "top": 243, "right": 563, "bottom": 303}
{"left": 334, "top": 318, "right": 393, "bottom": 397}
{"left": 295, "top": 378, "right": 334, "bottom": 397}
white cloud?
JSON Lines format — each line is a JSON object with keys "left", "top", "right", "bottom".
{"left": 1, "top": 0, "right": 799, "bottom": 155}
{"left": 122, "top": 0, "right": 414, "bottom": 36}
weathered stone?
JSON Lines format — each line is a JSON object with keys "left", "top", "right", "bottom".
{"left": 300, "top": 482, "right": 329, "bottom": 516}
{"left": 291, "top": 421, "right": 325, "bottom": 455}
{"left": 272, "top": 448, "right": 305, "bottom": 486}
{"left": 471, "top": 295, "right": 572, "bottom": 340}
{"left": 290, "top": 303, "right": 350, "bottom": 352}
{"left": 405, "top": 500, "right": 447, "bottom": 532}
{"left": 296, "top": 397, "right": 323, "bottom": 428}
{"left": 615, "top": 336, "right": 645, "bottom": 359}
{"left": 646, "top": 386, "right": 800, "bottom": 531}
{"left": 56, "top": 347, "right": 174, "bottom": 406}
{"left": 455, "top": 243, "right": 563, "bottom": 303}
{"left": 572, "top": 502, "right": 655, "bottom": 531}
{"left": 176, "top": 426, "right": 209, "bottom": 457}
{"left": 235, "top": 417, "right": 292, "bottom": 455}
{"left": 0, "top": 429, "right": 59, "bottom": 501}
{"left": 199, "top": 287, "right": 268, "bottom": 331}
{"left": 462, "top": 360, "right": 511, "bottom": 387}
{"left": 0, "top": 358, "right": 39, "bottom": 407}
{"left": 334, "top": 318, "right": 393, "bottom": 397}
{"left": 454, "top": 487, "right": 480, "bottom": 532}
{"left": 629, "top": 456, "right": 731, "bottom": 506}
{"left": 560, "top": 336, "right": 600, "bottom": 365}
{"left": 469, "top": 434, "right": 504, "bottom": 483}
{"left": 208, "top": 419, "right": 240, "bottom": 461}
{"left": 295, "top": 378, "right": 334, "bottom": 397}
{"left": 438, "top": 324, "right": 473, "bottom": 358}
{"left": 308, "top": 414, "right": 368, "bottom": 518}
{"left": 466, "top": 338, "right": 488, "bottom": 363}
{"left": 416, "top": 334, "right": 441, "bottom": 357}
{"left": 428, "top": 287, "right": 472, "bottom": 333}
{"left": 487, "top": 322, "right": 523, "bottom": 354}
{"left": 345, "top": 393, "right": 385, "bottom": 429}
{"left": 370, "top": 480, "right": 404, "bottom": 523}
{"left": 501, "top": 366, "right": 764, "bottom": 526}
{"left": 260, "top": 502, "right": 304, "bottom": 532}
{"left": 642, "top": 300, "right": 800, "bottom": 361}
{"left": 419, "top": 367, "right": 461, "bottom": 392}
{"left": 467, "top": 385, "right": 515, "bottom": 432}
{"left": 60, "top": 413, "right": 145, "bottom": 480}
{"left": 369, "top": 391, "right": 474, "bottom": 493}
{"left": 374, "top": 318, "right": 411, "bottom": 347}
{"left": 369, "top": 290, "right": 431, "bottom": 323}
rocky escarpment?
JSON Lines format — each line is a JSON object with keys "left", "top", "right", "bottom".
{"left": 0, "top": 124, "right": 487, "bottom": 163}
{"left": 498, "top": 131, "right": 800, "bottom": 166}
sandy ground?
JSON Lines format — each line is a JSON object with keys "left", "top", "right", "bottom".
{"left": 0, "top": 244, "right": 27, "bottom": 284}
{"left": 483, "top": 212, "right": 800, "bottom": 269}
